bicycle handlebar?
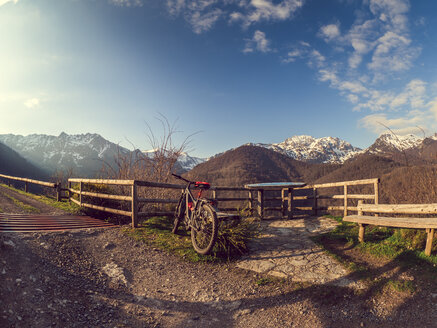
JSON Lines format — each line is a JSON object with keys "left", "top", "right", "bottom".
{"left": 171, "top": 173, "right": 191, "bottom": 184}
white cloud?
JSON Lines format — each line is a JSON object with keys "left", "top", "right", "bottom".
{"left": 243, "top": 30, "right": 271, "bottom": 53}
{"left": 24, "top": 98, "right": 40, "bottom": 109}
{"left": 110, "top": 0, "right": 143, "bottom": 7}
{"left": 282, "top": 49, "right": 302, "bottom": 63}
{"left": 167, "top": 0, "right": 305, "bottom": 33}
{"left": 319, "top": 23, "right": 341, "bottom": 41}
{"left": 189, "top": 8, "right": 223, "bottom": 34}
{"left": 238, "top": 0, "right": 305, "bottom": 26}
{"left": 359, "top": 112, "right": 429, "bottom": 136}
{"left": 0, "top": 0, "right": 18, "bottom": 6}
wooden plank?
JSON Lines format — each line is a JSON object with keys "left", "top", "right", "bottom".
{"left": 137, "top": 198, "right": 179, "bottom": 204}
{"left": 70, "top": 198, "right": 132, "bottom": 217}
{"left": 70, "top": 190, "right": 132, "bottom": 201}
{"left": 0, "top": 173, "right": 57, "bottom": 188}
{"left": 265, "top": 197, "right": 283, "bottom": 201}
{"left": 214, "top": 198, "right": 249, "bottom": 202}
{"left": 138, "top": 211, "right": 174, "bottom": 217}
{"left": 135, "top": 180, "right": 184, "bottom": 189}
{"left": 359, "top": 203, "right": 437, "bottom": 214}
{"left": 313, "top": 188, "right": 317, "bottom": 216}
{"left": 217, "top": 208, "right": 239, "bottom": 212}
{"left": 68, "top": 178, "right": 135, "bottom": 186}
{"left": 309, "top": 178, "right": 379, "bottom": 189}
{"left": 343, "top": 215, "right": 437, "bottom": 229}
{"left": 263, "top": 207, "right": 282, "bottom": 212}
{"left": 213, "top": 187, "right": 247, "bottom": 191}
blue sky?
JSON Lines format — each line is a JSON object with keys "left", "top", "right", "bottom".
{"left": 1, "top": 0, "right": 437, "bottom": 157}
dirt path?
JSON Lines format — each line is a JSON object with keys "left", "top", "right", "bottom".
{"left": 1, "top": 188, "right": 437, "bottom": 327}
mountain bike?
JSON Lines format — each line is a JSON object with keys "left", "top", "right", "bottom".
{"left": 171, "top": 173, "right": 218, "bottom": 255}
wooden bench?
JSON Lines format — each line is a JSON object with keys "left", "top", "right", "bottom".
{"left": 343, "top": 200, "right": 437, "bottom": 256}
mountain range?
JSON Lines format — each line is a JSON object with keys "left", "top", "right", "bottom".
{"left": 1, "top": 131, "right": 436, "bottom": 180}
{"left": 0, "top": 133, "right": 130, "bottom": 177}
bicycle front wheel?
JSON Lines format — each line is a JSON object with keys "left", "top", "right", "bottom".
{"left": 191, "top": 203, "right": 218, "bottom": 255}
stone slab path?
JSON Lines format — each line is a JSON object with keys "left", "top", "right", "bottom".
{"left": 237, "top": 216, "right": 362, "bottom": 288}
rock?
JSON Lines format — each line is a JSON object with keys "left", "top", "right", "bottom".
{"left": 103, "top": 243, "right": 116, "bottom": 250}
{"left": 102, "top": 262, "right": 128, "bottom": 286}
{"left": 3, "top": 240, "right": 16, "bottom": 248}
{"left": 226, "top": 300, "right": 242, "bottom": 311}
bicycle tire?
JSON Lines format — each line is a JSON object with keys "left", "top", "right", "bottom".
{"left": 191, "top": 203, "right": 218, "bottom": 255}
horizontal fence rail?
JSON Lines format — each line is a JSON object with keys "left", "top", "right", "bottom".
{"left": 65, "top": 177, "right": 380, "bottom": 227}
{"left": 0, "top": 173, "right": 62, "bottom": 201}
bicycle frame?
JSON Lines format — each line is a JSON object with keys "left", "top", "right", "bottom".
{"left": 180, "top": 182, "right": 209, "bottom": 230}
{"left": 172, "top": 173, "right": 215, "bottom": 231}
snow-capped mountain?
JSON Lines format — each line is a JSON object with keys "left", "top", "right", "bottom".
{"left": 177, "top": 153, "right": 206, "bottom": 171}
{"left": 141, "top": 149, "right": 205, "bottom": 171}
{"left": 365, "top": 133, "right": 424, "bottom": 154}
{"left": 253, "top": 135, "right": 362, "bottom": 164}
{"left": 0, "top": 132, "right": 130, "bottom": 177}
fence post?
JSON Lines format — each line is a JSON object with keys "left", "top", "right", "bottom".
{"left": 212, "top": 189, "right": 217, "bottom": 208}
{"left": 357, "top": 200, "right": 366, "bottom": 242}
{"left": 281, "top": 189, "right": 286, "bottom": 218}
{"left": 79, "top": 182, "right": 83, "bottom": 206}
{"left": 343, "top": 184, "right": 348, "bottom": 217}
{"left": 287, "top": 188, "right": 293, "bottom": 219}
{"left": 313, "top": 187, "right": 318, "bottom": 216}
{"left": 374, "top": 179, "right": 379, "bottom": 217}
{"left": 56, "top": 183, "right": 62, "bottom": 202}
{"left": 68, "top": 181, "right": 72, "bottom": 203}
{"left": 131, "top": 181, "right": 138, "bottom": 228}
{"left": 25, "top": 182, "right": 28, "bottom": 193}
{"left": 257, "top": 189, "right": 263, "bottom": 219}
{"left": 248, "top": 190, "right": 253, "bottom": 213}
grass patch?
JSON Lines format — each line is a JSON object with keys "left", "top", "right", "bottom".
{"left": 123, "top": 216, "right": 220, "bottom": 263}
{"left": 315, "top": 217, "right": 437, "bottom": 271}
{"left": 0, "top": 191, "right": 41, "bottom": 213}
{"left": 386, "top": 279, "right": 415, "bottom": 293}
{"left": 255, "top": 277, "right": 273, "bottom": 286}
{"left": 123, "top": 215, "right": 259, "bottom": 263}
{"left": 0, "top": 183, "right": 81, "bottom": 214}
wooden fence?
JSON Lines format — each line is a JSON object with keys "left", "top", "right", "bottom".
{"left": 0, "top": 173, "right": 63, "bottom": 201}
{"left": 67, "top": 177, "right": 379, "bottom": 228}
{"left": 67, "top": 178, "right": 252, "bottom": 228}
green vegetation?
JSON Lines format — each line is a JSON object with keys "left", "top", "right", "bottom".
{"left": 0, "top": 191, "right": 40, "bottom": 213}
{"left": 0, "top": 183, "right": 81, "bottom": 214}
{"left": 314, "top": 215, "right": 437, "bottom": 271}
{"left": 386, "top": 279, "right": 415, "bottom": 293}
{"left": 255, "top": 277, "right": 273, "bottom": 286}
{"left": 123, "top": 216, "right": 217, "bottom": 262}
{"left": 123, "top": 215, "right": 259, "bottom": 262}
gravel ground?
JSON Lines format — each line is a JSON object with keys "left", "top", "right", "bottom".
{"left": 1, "top": 185, "right": 437, "bottom": 327}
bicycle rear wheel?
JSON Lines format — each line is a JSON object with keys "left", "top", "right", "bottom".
{"left": 191, "top": 203, "right": 218, "bottom": 255}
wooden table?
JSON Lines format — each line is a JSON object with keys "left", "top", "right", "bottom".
{"left": 245, "top": 182, "right": 307, "bottom": 219}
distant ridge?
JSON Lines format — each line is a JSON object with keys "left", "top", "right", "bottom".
{"left": 252, "top": 135, "right": 362, "bottom": 164}
{"left": 0, "top": 141, "right": 48, "bottom": 179}
{"left": 0, "top": 133, "right": 130, "bottom": 177}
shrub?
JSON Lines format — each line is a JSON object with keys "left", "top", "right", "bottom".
{"left": 213, "top": 216, "right": 260, "bottom": 259}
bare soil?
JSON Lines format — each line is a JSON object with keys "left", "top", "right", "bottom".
{"left": 1, "top": 185, "right": 437, "bottom": 327}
